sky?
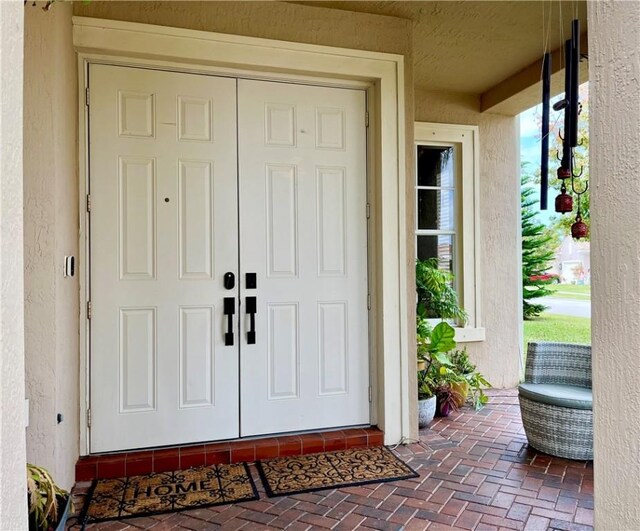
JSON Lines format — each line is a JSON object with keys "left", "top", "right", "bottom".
{"left": 520, "top": 102, "right": 555, "bottom": 224}
{"left": 519, "top": 83, "right": 589, "bottom": 226}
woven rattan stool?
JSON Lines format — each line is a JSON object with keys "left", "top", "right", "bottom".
{"left": 518, "top": 342, "right": 592, "bottom": 461}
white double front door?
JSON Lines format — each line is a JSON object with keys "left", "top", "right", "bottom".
{"left": 89, "top": 64, "right": 369, "bottom": 453}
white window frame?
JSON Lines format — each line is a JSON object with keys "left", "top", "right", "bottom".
{"left": 415, "top": 122, "right": 484, "bottom": 342}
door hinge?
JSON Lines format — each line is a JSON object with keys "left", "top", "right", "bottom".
{"left": 87, "top": 301, "right": 92, "bottom": 319}
{"left": 368, "top": 386, "right": 373, "bottom": 403}
{"left": 86, "top": 194, "right": 91, "bottom": 212}
{"left": 85, "top": 87, "right": 90, "bottom": 107}
{"left": 367, "top": 294, "right": 371, "bottom": 310}
{"left": 86, "top": 409, "right": 92, "bottom": 428}
{"left": 366, "top": 203, "right": 371, "bottom": 219}
{"left": 365, "top": 111, "right": 369, "bottom": 128}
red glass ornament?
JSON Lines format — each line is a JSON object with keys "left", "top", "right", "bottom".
{"left": 571, "top": 217, "right": 588, "bottom": 239}
{"left": 557, "top": 166, "right": 571, "bottom": 179}
{"left": 555, "top": 192, "right": 573, "bottom": 213}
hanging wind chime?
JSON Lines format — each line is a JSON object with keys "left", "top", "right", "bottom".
{"left": 540, "top": 17, "right": 588, "bottom": 239}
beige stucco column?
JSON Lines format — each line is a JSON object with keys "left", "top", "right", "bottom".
{"left": 588, "top": 1, "right": 640, "bottom": 529}
{"left": 0, "top": 0, "right": 27, "bottom": 528}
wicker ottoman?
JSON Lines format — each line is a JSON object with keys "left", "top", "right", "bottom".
{"left": 518, "top": 342, "right": 593, "bottom": 461}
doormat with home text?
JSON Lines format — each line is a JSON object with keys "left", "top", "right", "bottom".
{"left": 256, "top": 445, "right": 419, "bottom": 497}
{"left": 80, "top": 464, "right": 258, "bottom": 523}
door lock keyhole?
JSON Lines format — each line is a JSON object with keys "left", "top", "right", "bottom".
{"left": 164, "top": 197, "right": 170, "bottom": 203}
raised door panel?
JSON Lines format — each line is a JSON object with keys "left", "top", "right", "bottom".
{"left": 318, "top": 302, "right": 348, "bottom": 396}
{"left": 265, "top": 103, "right": 296, "bottom": 146}
{"left": 178, "top": 160, "right": 214, "bottom": 280}
{"left": 118, "top": 91, "right": 155, "bottom": 138}
{"left": 119, "top": 308, "right": 157, "bottom": 412}
{"left": 178, "top": 96, "right": 212, "bottom": 142}
{"left": 315, "top": 107, "right": 345, "bottom": 150}
{"left": 179, "top": 306, "right": 214, "bottom": 408}
{"left": 266, "top": 164, "right": 298, "bottom": 278}
{"left": 267, "top": 303, "right": 300, "bottom": 400}
{"left": 118, "top": 157, "right": 156, "bottom": 280}
{"left": 316, "top": 166, "right": 347, "bottom": 277}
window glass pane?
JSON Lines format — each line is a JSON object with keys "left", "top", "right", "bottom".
{"left": 417, "top": 189, "right": 455, "bottom": 230}
{"left": 417, "top": 146, "right": 454, "bottom": 187}
{"left": 417, "top": 234, "right": 454, "bottom": 274}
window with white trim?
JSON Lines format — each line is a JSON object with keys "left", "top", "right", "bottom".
{"left": 415, "top": 122, "right": 484, "bottom": 342}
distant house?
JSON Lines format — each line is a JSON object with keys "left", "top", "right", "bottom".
{"left": 551, "top": 236, "right": 591, "bottom": 284}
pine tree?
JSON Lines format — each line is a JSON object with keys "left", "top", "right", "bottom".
{"left": 522, "top": 171, "right": 558, "bottom": 319}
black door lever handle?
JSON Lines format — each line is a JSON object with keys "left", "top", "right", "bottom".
{"left": 246, "top": 296, "right": 257, "bottom": 344}
{"left": 224, "top": 297, "right": 235, "bottom": 346}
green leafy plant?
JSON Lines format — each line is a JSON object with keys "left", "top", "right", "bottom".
{"left": 416, "top": 259, "right": 467, "bottom": 323}
{"left": 450, "top": 348, "right": 492, "bottom": 410}
{"left": 417, "top": 322, "right": 462, "bottom": 404}
{"left": 417, "top": 322, "right": 491, "bottom": 413}
{"left": 415, "top": 262, "right": 490, "bottom": 414}
{"left": 27, "top": 464, "right": 69, "bottom": 531}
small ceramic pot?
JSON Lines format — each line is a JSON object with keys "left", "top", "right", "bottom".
{"left": 418, "top": 396, "right": 437, "bottom": 428}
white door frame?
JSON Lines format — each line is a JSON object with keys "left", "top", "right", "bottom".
{"left": 74, "top": 16, "right": 409, "bottom": 455}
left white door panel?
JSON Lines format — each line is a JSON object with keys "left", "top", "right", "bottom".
{"left": 89, "top": 65, "right": 239, "bottom": 452}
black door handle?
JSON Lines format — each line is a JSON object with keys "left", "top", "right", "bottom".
{"left": 246, "top": 296, "right": 257, "bottom": 344}
{"left": 224, "top": 297, "right": 235, "bottom": 346}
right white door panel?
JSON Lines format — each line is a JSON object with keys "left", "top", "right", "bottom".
{"left": 238, "top": 79, "right": 369, "bottom": 436}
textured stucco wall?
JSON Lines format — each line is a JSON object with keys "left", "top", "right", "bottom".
{"left": 24, "top": 2, "right": 79, "bottom": 490}
{"left": 588, "top": 2, "right": 640, "bottom": 528}
{"left": 414, "top": 89, "right": 522, "bottom": 389}
{"left": 0, "top": 0, "right": 27, "bottom": 528}
{"left": 73, "top": 0, "right": 411, "bottom": 56}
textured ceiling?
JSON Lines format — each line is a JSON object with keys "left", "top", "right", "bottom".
{"left": 294, "top": 1, "right": 588, "bottom": 94}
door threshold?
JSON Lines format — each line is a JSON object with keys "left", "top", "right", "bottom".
{"left": 75, "top": 426, "right": 384, "bottom": 482}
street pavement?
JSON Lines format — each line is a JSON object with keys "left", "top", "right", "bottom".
{"left": 538, "top": 296, "right": 591, "bottom": 318}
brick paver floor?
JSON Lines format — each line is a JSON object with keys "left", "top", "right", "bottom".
{"left": 67, "top": 389, "right": 593, "bottom": 530}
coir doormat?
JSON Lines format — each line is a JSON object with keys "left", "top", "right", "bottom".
{"left": 256, "top": 446, "right": 419, "bottom": 497}
{"left": 81, "top": 464, "right": 258, "bottom": 523}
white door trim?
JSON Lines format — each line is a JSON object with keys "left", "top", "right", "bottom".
{"left": 74, "top": 16, "right": 408, "bottom": 455}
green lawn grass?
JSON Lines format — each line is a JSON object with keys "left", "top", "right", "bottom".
{"left": 524, "top": 313, "right": 591, "bottom": 347}
{"left": 549, "top": 284, "right": 591, "bottom": 300}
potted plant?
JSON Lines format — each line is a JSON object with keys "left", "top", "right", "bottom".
{"left": 417, "top": 321, "right": 460, "bottom": 423}
{"left": 415, "top": 259, "right": 491, "bottom": 422}
{"left": 417, "top": 375, "right": 436, "bottom": 428}
{"left": 427, "top": 346, "right": 466, "bottom": 417}
{"left": 417, "top": 321, "right": 492, "bottom": 419}
{"left": 27, "top": 464, "right": 71, "bottom": 531}
{"left": 450, "top": 348, "right": 492, "bottom": 410}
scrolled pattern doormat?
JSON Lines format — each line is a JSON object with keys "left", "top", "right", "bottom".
{"left": 256, "top": 446, "right": 419, "bottom": 497}
{"left": 81, "top": 464, "right": 258, "bottom": 523}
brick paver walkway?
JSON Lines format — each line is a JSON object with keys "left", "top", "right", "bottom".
{"left": 68, "top": 389, "right": 593, "bottom": 530}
